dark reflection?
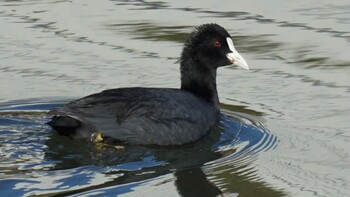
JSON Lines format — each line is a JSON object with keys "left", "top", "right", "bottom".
{"left": 0, "top": 8, "right": 160, "bottom": 60}
{"left": 106, "top": 22, "right": 190, "bottom": 43}
{"left": 286, "top": 47, "right": 350, "bottom": 69}
{"left": 107, "top": 21, "right": 282, "bottom": 54}
{"left": 113, "top": 0, "right": 169, "bottom": 10}
{"left": 175, "top": 168, "right": 222, "bottom": 197}
{"left": 2, "top": 0, "right": 69, "bottom": 6}
{"left": 105, "top": 22, "right": 284, "bottom": 60}
{"left": 205, "top": 164, "right": 285, "bottom": 197}
{"left": 231, "top": 34, "right": 283, "bottom": 55}
{"left": 35, "top": 102, "right": 282, "bottom": 196}
{"left": 221, "top": 103, "right": 264, "bottom": 117}
{"left": 41, "top": 127, "right": 224, "bottom": 196}
{"left": 197, "top": 9, "right": 350, "bottom": 43}
{"left": 199, "top": 10, "right": 249, "bottom": 18}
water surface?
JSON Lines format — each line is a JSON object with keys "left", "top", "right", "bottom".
{"left": 0, "top": 0, "right": 349, "bottom": 196}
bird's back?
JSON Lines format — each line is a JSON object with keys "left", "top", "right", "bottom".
{"left": 48, "top": 88, "right": 219, "bottom": 145}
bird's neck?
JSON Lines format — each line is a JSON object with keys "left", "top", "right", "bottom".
{"left": 180, "top": 59, "right": 219, "bottom": 110}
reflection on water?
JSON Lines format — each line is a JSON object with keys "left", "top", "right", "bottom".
{"left": 0, "top": 101, "right": 280, "bottom": 196}
{"left": 0, "top": 0, "right": 350, "bottom": 196}
{"left": 106, "top": 22, "right": 190, "bottom": 43}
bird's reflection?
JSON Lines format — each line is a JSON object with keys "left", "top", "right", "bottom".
{"left": 43, "top": 104, "right": 283, "bottom": 196}
{"left": 44, "top": 124, "right": 224, "bottom": 195}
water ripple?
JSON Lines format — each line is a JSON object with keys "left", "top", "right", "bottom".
{"left": 0, "top": 100, "right": 279, "bottom": 196}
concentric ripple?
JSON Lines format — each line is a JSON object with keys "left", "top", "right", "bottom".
{"left": 208, "top": 112, "right": 278, "bottom": 167}
{"left": 0, "top": 100, "right": 278, "bottom": 196}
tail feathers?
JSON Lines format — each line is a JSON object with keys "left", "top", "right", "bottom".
{"left": 47, "top": 116, "right": 82, "bottom": 137}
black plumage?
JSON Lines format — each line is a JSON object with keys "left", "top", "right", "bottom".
{"left": 47, "top": 23, "right": 249, "bottom": 146}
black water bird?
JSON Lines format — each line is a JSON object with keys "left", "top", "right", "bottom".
{"left": 47, "top": 23, "right": 249, "bottom": 146}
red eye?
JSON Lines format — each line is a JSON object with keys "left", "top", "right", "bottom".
{"left": 213, "top": 41, "right": 221, "bottom": 47}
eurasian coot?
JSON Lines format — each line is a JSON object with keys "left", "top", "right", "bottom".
{"left": 47, "top": 23, "right": 249, "bottom": 146}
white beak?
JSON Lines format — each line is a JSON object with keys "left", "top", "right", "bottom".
{"left": 226, "top": 37, "right": 249, "bottom": 70}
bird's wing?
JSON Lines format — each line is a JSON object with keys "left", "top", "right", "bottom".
{"left": 49, "top": 88, "right": 217, "bottom": 145}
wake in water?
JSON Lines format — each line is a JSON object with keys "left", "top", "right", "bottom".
{"left": 0, "top": 100, "right": 279, "bottom": 196}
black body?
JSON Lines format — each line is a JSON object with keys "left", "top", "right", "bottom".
{"left": 47, "top": 24, "right": 237, "bottom": 145}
